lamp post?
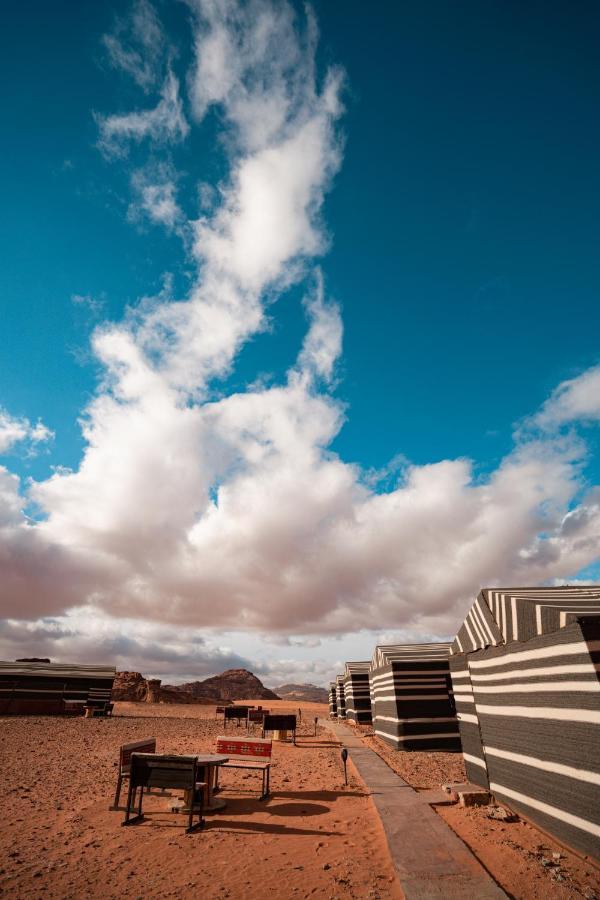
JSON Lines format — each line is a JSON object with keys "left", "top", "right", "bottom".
{"left": 341, "top": 748, "right": 348, "bottom": 786}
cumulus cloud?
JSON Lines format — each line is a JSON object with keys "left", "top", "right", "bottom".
{"left": 0, "top": 408, "right": 53, "bottom": 455}
{"left": 97, "top": 69, "right": 189, "bottom": 157}
{"left": 0, "top": 0, "right": 598, "bottom": 676}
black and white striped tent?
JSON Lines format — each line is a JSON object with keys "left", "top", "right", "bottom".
{"left": 328, "top": 682, "right": 337, "bottom": 717}
{"left": 343, "top": 661, "right": 372, "bottom": 724}
{"left": 0, "top": 660, "right": 116, "bottom": 715}
{"left": 335, "top": 674, "right": 346, "bottom": 719}
{"left": 450, "top": 586, "right": 600, "bottom": 859}
{"left": 369, "top": 643, "right": 460, "bottom": 750}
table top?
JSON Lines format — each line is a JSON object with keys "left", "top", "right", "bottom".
{"left": 180, "top": 753, "right": 230, "bottom": 765}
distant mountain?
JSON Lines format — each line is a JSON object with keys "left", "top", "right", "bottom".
{"left": 273, "top": 683, "right": 328, "bottom": 703}
{"left": 170, "top": 669, "right": 279, "bottom": 701}
{"left": 113, "top": 667, "right": 280, "bottom": 703}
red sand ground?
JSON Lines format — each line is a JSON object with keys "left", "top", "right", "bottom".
{"left": 0, "top": 701, "right": 401, "bottom": 900}
{"left": 355, "top": 726, "right": 600, "bottom": 899}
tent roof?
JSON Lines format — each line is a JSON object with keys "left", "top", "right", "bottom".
{"left": 0, "top": 661, "right": 116, "bottom": 678}
{"left": 370, "top": 643, "right": 452, "bottom": 670}
{"left": 452, "top": 585, "right": 600, "bottom": 655}
{"left": 344, "top": 660, "right": 370, "bottom": 676}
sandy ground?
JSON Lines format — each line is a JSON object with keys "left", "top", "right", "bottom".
{"left": 0, "top": 701, "right": 402, "bottom": 900}
{"left": 350, "top": 723, "right": 600, "bottom": 899}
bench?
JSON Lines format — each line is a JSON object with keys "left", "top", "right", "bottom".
{"left": 123, "top": 753, "right": 206, "bottom": 833}
{"left": 223, "top": 706, "right": 252, "bottom": 727}
{"left": 214, "top": 736, "right": 272, "bottom": 800}
{"left": 262, "top": 714, "right": 297, "bottom": 745}
{"left": 247, "top": 708, "right": 269, "bottom": 728}
{"left": 111, "top": 737, "right": 156, "bottom": 809}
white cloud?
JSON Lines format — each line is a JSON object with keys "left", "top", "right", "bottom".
{"left": 0, "top": 0, "right": 598, "bottom": 677}
{"left": 0, "top": 408, "right": 53, "bottom": 455}
{"left": 97, "top": 69, "right": 189, "bottom": 157}
{"left": 532, "top": 365, "right": 600, "bottom": 429}
{"left": 128, "top": 166, "right": 182, "bottom": 231}
{"left": 102, "top": 0, "right": 166, "bottom": 91}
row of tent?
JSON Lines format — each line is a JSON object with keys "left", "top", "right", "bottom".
{"left": 0, "top": 660, "right": 116, "bottom": 715}
{"left": 329, "top": 585, "right": 600, "bottom": 861}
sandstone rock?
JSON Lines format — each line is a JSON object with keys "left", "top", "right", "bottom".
{"left": 273, "top": 683, "right": 328, "bottom": 703}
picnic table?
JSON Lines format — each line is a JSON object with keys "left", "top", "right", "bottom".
{"left": 171, "top": 753, "right": 230, "bottom": 813}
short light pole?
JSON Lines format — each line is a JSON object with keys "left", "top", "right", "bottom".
{"left": 314, "top": 716, "right": 318, "bottom": 737}
{"left": 341, "top": 748, "right": 348, "bottom": 786}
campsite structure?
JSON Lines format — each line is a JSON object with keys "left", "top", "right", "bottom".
{"left": 335, "top": 674, "right": 346, "bottom": 719}
{"left": 343, "top": 661, "right": 372, "bottom": 724}
{"left": 328, "top": 682, "right": 337, "bottom": 717}
{"left": 0, "top": 660, "right": 116, "bottom": 715}
{"left": 450, "top": 586, "right": 600, "bottom": 860}
{"left": 369, "top": 643, "right": 460, "bottom": 750}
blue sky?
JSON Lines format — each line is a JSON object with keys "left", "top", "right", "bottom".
{"left": 0, "top": 1, "right": 599, "bottom": 684}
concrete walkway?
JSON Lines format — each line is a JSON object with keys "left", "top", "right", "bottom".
{"left": 320, "top": 719, "right": 506, "bottom": 900}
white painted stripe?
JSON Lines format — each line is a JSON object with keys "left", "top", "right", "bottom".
{"left": 374, "top": 729, "right": 460, "bottom": 741}
{"left": 489, "top": 782, "right": 600, "bottom": 839}
{"left": 451, "top": 669, "right": 470, "bottom": 679}
{"left": 374, "top": 716, "right": 458, "bottom": 724}
{"left": 469, "top": 641, "right": 600, "bottom": 669}
{"left": 536, "top": 603, "right": 543, "bottom": 636}
{"left": 464, "top": 616, "right": 477, "bottom": 651}
{"left": 469, "top": 607, "right": 486, "bottom": 648}
{"left": 471, "top": 662, "right": 600, "bottom": 682}
{"left": 477, "top": 704, "right": 600, "bottom": 724}
{"left": 456, "top": 634, "right": 464, "bottom": 653}
{"left": 463, "top": 752, "right": 487, "bottom": 770}
{"left": 372, "top": 693, "right": 452, "bottom": 702}
{"left": 454, "top": 694, "right": 475, "bottom": 703}
{"left": 511, "top": 595, "right": 518, "bottom": 641}
{"left": 500, "top": 594, "right": 507, "bottom": 643}
{"left": 474, "top": 681, "right": 600, "bottom": 694}
{"left": 457, "top": 713, "right": 479, "bottom": 724}
{"left": 484, "top": 746, "right": 600, "bottom": 786}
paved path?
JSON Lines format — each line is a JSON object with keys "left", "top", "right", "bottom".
{"left": 320, "top": 719, "right": 506, "bottom": 900}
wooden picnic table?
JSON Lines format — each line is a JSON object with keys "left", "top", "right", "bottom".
{"left": 171, "top": 753, "right": 230, "bottom": 813}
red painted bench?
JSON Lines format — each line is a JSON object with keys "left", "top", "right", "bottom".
{"left": 214, "top": 735, "right": 272, "bottom": 800}
{"left": 111, "top": 737, "right": 156, "bottom": 809}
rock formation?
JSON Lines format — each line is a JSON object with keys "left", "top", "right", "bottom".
{"left": 274, "top": 683, "right": 329, "bottom": 703}
{"left": 167, "top": 669, "right": 279, "bottom": 701}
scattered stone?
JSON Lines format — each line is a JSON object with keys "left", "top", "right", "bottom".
{"left": 458, "top": 788, "right": 491, "bottom": 808}
{"left": 487, "top": 805, "right": 518, "bottom": 822}
{"left": 323, "top": 863, "right": 331, "bottom": 870}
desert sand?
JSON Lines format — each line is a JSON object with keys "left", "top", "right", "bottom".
{"left": 0, "top": 701, "right": 401, "bottom": 899}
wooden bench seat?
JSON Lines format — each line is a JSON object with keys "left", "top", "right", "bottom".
{"left": 214, "top": 736, "right": 272, "bottom": 800}
{"left": 123, "top": 753, "right": 206, "bottom": 833}
{"left": 111, "top": 737, "right": 156, "bottom": 809}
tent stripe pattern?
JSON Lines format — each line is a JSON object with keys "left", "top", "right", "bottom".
{"left": 450, "top": 587, "right": 600, "bottom": 860}
{"left": 370, "top": 643, "right": 460, "bottom": 750}
{"left": 335, "top": 674, "right": 346, "bottom": 719}
{"left": 343, "top": 661, "right": 372, "bottom": 724}
{"left": 328, "top": 682, "right": 337, "bottom": 717}
{"left": 0, "top": 661, "right": 116, "bottom": 715}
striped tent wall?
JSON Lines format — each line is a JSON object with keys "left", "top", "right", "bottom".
{"left": 328, "top": 682, "right": 338, "bottom": 717}
{"left": 370, "top": 643, "right": 461, "bottom": 751}
{"left": 335, "top": 675, "right": 346, "bottom": 719}
{"left": 450, "top": 586, "right": 600, "bottom": 860}
{"left": 343, "top": 661, "right": 372, "bottom": 724}
{"left": 449, "top": 654, "right": 488, "bottom": 788}
{"left": 0, "top": 661, "right": 117, "bottom": 715}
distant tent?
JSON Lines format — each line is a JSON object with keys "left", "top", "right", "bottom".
{"left": 370, "top": 643, "right": 460, "bottom": 750}
{"left": 335, "top": 674, "right": 346, "bottom": 719}
{"left": 450, "top": 586, "right": 600, "bottom": 860}
{"left": 343, "top": 661, "right": 372, "bottom": 724}
{"left": 0, "top": 660, "right": 116, "bottom": 715}
{"left": 328, "top": 682, "right": 337, "bottom": 717}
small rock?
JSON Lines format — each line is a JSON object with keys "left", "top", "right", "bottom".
{"left": 323, "top": 863, "right": 331, "bottom": 870}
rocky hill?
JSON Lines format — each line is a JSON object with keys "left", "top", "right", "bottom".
{"left": 273, "top": 683, "right": 329, "bottom": 703}
{"left": 112, "top": 668, "right": 278, "bottom": 703}
{"left": 167, "top": 669, "right": 279, "bottom": 702}
{"left": 111, "top": 671, "right": 213, "bottom": 704}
